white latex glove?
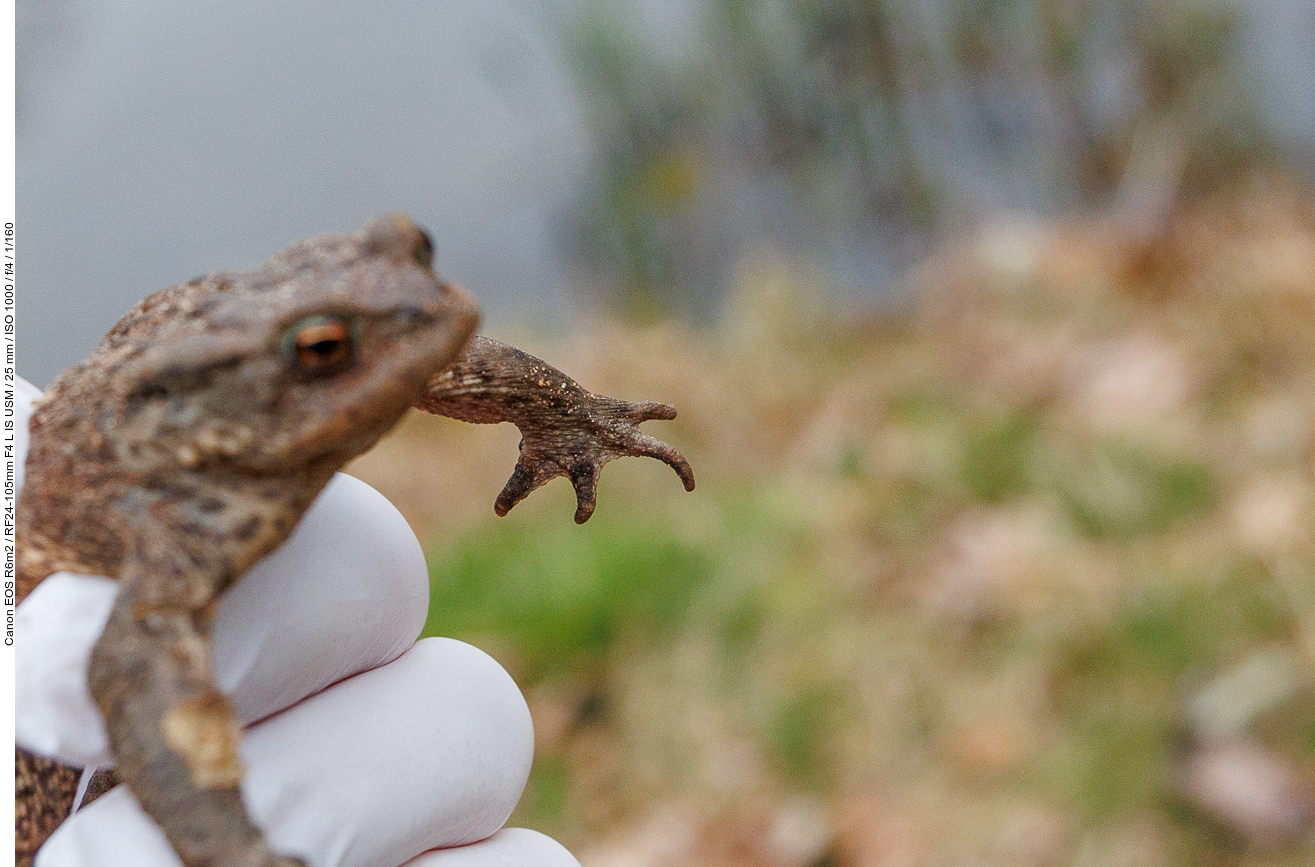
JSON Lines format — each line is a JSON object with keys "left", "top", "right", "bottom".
{"left": 13, "top": 378, "right": 580, "bottom": 867}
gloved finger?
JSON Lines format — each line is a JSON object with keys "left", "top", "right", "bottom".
{"left": 15, "top": 574, "right": 118, "bottom": 765}
{"left": 37, "top": 638, "right": 535, "bottom": 867}
{"left": 212, "top": 471, "right": 430, "bottom": 723}
{"left": 403, "top": 829, "right": 581, "bottom": 866}
{"left": 17, "top": 471, "right": 430, "bottom": 767}
{"left": 15, "top": 375, "right": 42, "bottom": 491}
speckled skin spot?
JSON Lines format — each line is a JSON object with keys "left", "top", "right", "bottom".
{"left": 16, "top": 216, "right": 693, "bottom": 866}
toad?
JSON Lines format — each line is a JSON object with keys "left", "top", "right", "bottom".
{"left": 16, "top": 215, "right": 694, "bottom": 866}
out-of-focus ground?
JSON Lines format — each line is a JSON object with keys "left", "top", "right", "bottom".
{"left": 348, "top": 173, "right": 1315, "bottom": 866}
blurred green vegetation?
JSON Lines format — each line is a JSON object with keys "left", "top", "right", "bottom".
{"left": 424, "top": 513, "right": 716, "bottom": 683}
{"left": 558, "top": 0, "right": 1271, "bottom": 319}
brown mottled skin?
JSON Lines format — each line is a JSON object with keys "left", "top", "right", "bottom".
{"left": 15, "top": 215, "right": 694, "bottom": 867}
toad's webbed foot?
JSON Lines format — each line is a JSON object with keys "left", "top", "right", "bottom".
{"left": 417, "top": 336, "right": 695, "bottom": 523}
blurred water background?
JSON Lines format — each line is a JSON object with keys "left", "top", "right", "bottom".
{"left": 19, "top": 1, "right": 1315, "bottom": 865}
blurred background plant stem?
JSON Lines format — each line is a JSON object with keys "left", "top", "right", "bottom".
{"left": 560, "top": 0, "right": 1272, "bottom": 319}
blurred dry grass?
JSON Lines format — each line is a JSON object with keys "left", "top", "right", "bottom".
{"left": 348, "top": 174, "right": 1315, "bottom": 867}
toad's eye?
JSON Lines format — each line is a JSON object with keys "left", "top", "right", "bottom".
{"left": 282, "top": 314, "right": 355, "bottom": 373}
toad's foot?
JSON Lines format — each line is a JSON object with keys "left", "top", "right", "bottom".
{"left": 497, "top": 396, "right": 695, "bottom": 523}
{"left": 417, "top": 336, "right": 695, "bottom": 523}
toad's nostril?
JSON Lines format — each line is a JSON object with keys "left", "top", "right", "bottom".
{"left": 360, "top": 214, "right": 434, "bottom": 267}
{"left": 413, "top": 228, "right": 435, "bottom": 270}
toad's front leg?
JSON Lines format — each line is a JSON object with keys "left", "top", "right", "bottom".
{"left": 417, "top": 336, "right": 695, "bottom": 523}
{"left": 88, "top": 586, "right": 304, "bottom": 867}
